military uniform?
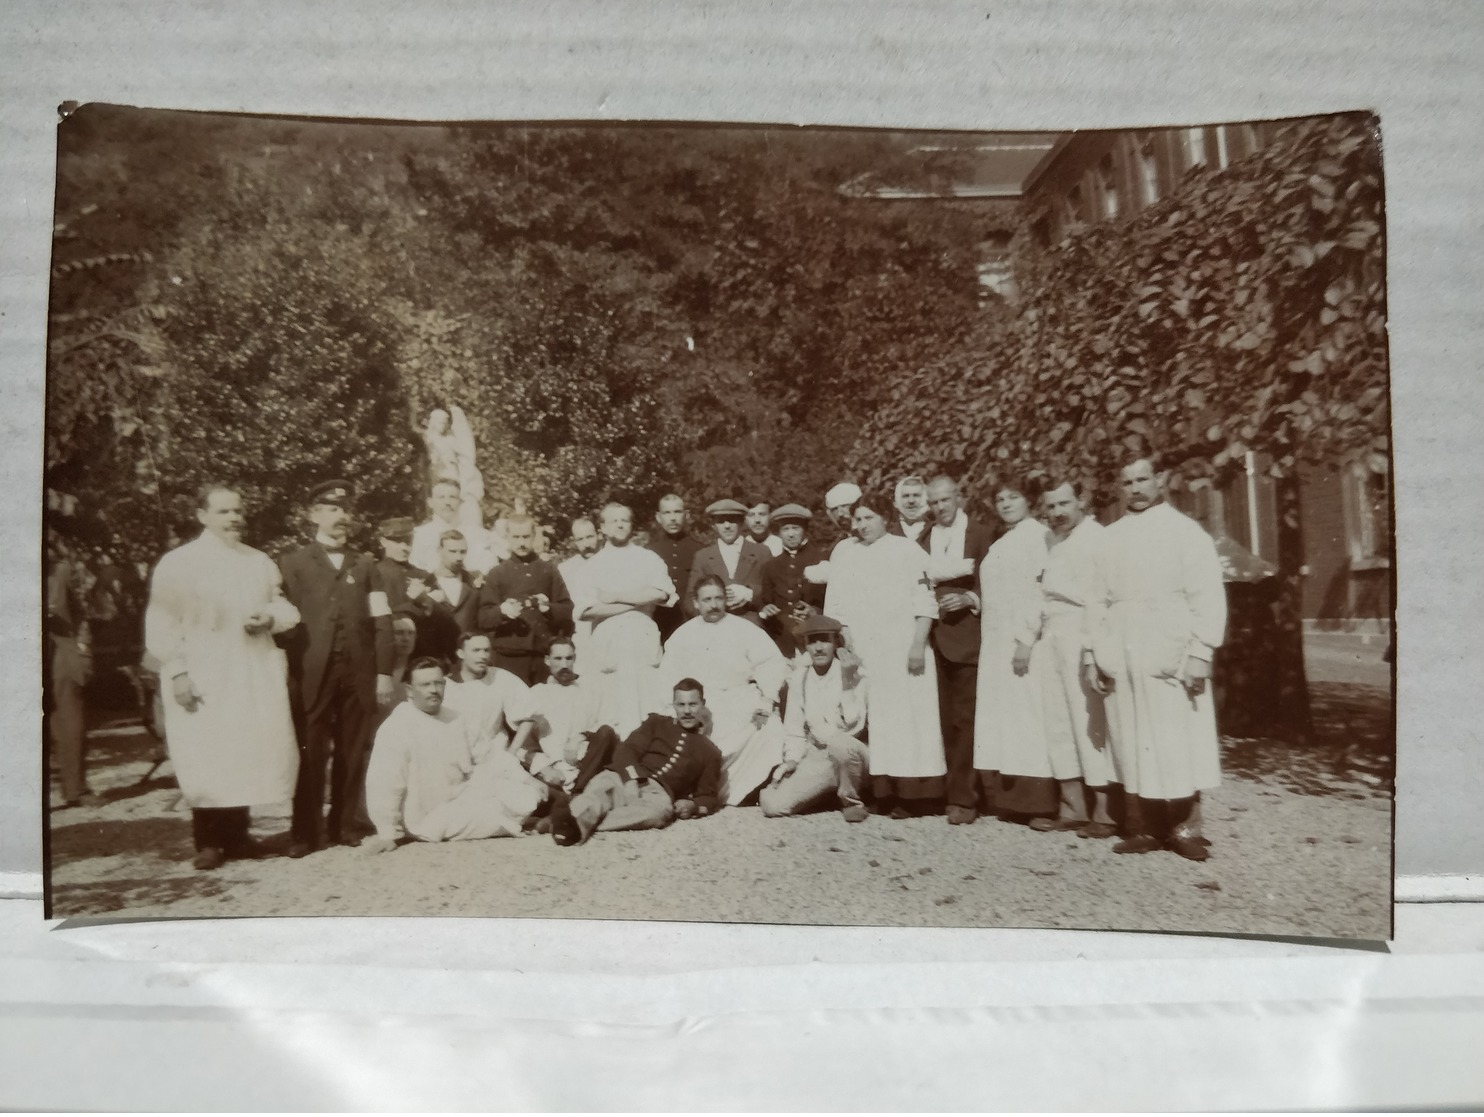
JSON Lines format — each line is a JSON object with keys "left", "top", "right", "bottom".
{"left": 476, "top": 553, "right": 573, "bottom": 683}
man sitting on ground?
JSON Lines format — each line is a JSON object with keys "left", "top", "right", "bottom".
{"left": 363, "top": 658, "right": 546, "bottom": 851}
{"left": 548, "top": 678, "right": 722, "bottom": 846}
{"left": 442, "top": 631, "right": 535, "bottom": 760}
{"left": 510, "top": 637, "right": 616, "bottom": 795}
{"left": 759, "top": 614, "right": 871, "bottom": 822}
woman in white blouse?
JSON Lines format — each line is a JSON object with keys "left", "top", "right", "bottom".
{"left": 823, "top": 490, "right": 946, "bottom": 818}
{"left": 972, "top": 477, "right": 1060, "bottom": 822}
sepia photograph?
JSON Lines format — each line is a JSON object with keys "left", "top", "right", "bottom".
{"left": 42, "top": 104, "right": 1393, "bottom": 938}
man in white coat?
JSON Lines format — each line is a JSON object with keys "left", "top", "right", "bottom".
{"left": 1034, "top": 479, "right": 1117, "bottom": 839}
{"left": 1084, "top": 449, "right": 1227, "bottom": 861}
{"left": 144, "top": 485, "right": 301, "bottom": 870}
{"left": 659, "top": 574, "right": 788, "bottom": 805}
{"left": 411, "top": 478, "right": 502, "bottom": 577}
{"left": 570, "top": 503, "right": 677, "bottom": 737}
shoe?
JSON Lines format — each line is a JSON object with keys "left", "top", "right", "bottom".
{"left": 841, "top": 804, "right": 870, "bottom": 823}
{"left": 1029, "top": 817, "right": 1085, "bottom": 833}
{"left": 548, "top": 792, "right": 581, "bottom": 846}
{"left": 1167, "top": 834, "right": 1211, "bottom": 862}
{"left": 946, "top": 805, "right": 978, "bottom": 826}
{"left": 287, "top": 841, "right": 317, "bottom": 859}
{"left": 889, "top": 806, "right": 911, "bottom": 820}
{"left": 1112, "top": 835, "right": 1163, "bottom": 855}
{"left": 193, "top": 847, "right": 226, "bottom": 871}
{"left": 532, "top": 817, "right": 553, "bottom": 835}
{"left": 1076, "top": 822, "right": 1118, "bottom": 840}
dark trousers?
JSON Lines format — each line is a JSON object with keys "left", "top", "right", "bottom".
{"left": 292, "top": 656, "right": 372, "bottom": 846}
{"left": 493, "top": 649, "right": 547, "bottom": 686}
{"left": 50, "top": 639, "right": 89, "bottom": 803}
{"left": 572, "top": 725, "right": 622, "bottom": 793}
{"left": 936, "top": 653, "right": 979, "bottom": 810}
{"left": 192, "top": 806, "right": 250, "bottom": 852}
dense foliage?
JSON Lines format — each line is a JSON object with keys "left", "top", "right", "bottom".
{"left": 849, "top": 113, "right": 1387, "bottom": 510}
{"left": 45, "top": 109, "right": 997, "bottom": 560}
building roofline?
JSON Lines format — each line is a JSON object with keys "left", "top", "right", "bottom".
{"left": 1020, "top": 132, "right": 1078, "bottom": 194}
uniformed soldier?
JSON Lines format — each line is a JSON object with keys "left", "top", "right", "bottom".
{"left": 279, "top": 480, "right": 395, "bottom": 856}
{"left": 476, "top": 514, "right": 573, "bottom": 683}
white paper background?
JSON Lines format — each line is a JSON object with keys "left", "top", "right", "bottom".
{"left": 2, "top": 4, "right": 1483, "bottom": 1107}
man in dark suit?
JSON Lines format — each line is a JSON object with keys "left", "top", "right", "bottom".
{"left": 685, "top": 498, "right": 769, "bottom": 627}
{"left": 757, "top": 503, "right": 828, "bottom": 658}
{"left": 476, "top": 515, "right": 572, "bottom": 683}
{"left": 421, "top": 528, "right": 483, "bottom": 668}
{"left": 646, "top": 493, "right": 701, "bottom": 643}
{"left": 279, "top": 480, "right": 395, "bottom": 856}
{"left": 924, "top": 475, "right": 996, "bottom": 825}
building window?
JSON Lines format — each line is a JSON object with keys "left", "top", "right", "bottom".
{"left": 1181, "top": 126, "right": 1207, "bottom": 170}
{"left": 1063, "top": 183, "right": 1086, "bottom": 227}
{"left": 1095, "top": 153, "right": 1120, "bottom": 219}
{"left": 1342, "top": 457, "right": 1391, "bottom": 569}
{"left": 1136, "top": 135, "right": 1161, "bottom": 207}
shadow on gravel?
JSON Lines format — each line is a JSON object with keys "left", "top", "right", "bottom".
{"left": 1222, "top": 681, "right": 1394, "bottom": 797}
{"left": 49, "top": 815, "right": 193, "bottom": 867}
{"left": 50, "top": 872, "right": 233, "bottom": 916}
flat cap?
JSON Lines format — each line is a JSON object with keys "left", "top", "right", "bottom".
{"left": 824, "top": 482, "right": 862, "bottom": 507}
{"left": 705, "top": 498, "right": 748, "bottom": 519}
{"left": 769, "top": 503, "right": 812, "bottom": 525}
{"left": 798, "top": 613, "right": 843, "bottom": 639}
{"left": 308, "top": 479, "right": 354, "bottom": 507}
{"left": 377, "top": 516, "right": 414, "bottom": 541}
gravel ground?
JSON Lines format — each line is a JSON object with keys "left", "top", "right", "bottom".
{"left": 47, "top": 684, "right": 1393, "bottom": 940}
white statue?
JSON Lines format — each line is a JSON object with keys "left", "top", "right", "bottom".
{"left": 422, "top": 404, "right": 485, "bottom": 531}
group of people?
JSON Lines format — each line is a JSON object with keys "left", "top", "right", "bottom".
{"left": 136, "top": 440, "right": 1228, "bottom": 873}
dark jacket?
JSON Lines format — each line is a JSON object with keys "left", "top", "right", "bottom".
{"left": 279, "top": 543, "right": 393, "bottom": 709}
{"left": 646, "top": 531, "right": 702, "bottom": 641}
{"left": 758, "top": 539, "right": 830, "bottom": 655}
{"left": 609, "top": 713, "right": 723, "bottom": 815}
{"left": 369, "top": 556, "right": 435, "bottom": 618}
{"left": 421, "top": 568, "right": 482, "bottom": 665}
{"left": 920, "top": 515, "right": 996, "bottom": 665}
{"left": 685, "top": 538, "right": 770, "bottom": 625}
{"left": 476, "top": 553, "right": 573, "bottom": 658}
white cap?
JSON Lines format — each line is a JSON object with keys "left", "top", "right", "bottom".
{"left": 825, "top": 482, "right": 862, "bottom": 507}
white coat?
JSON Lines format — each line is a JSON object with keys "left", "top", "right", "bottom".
{"left": 144, "top": 530, "right": 300, "bottom": 808}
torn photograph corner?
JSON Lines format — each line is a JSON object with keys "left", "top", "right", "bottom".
{"left": 41, "top": 104, "right": 1393, "bottom": 939}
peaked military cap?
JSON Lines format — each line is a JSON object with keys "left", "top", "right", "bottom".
{"left": 769, "top": 503, "right": 812, "bottom": 525}
{"left": 377, "top": 516, "right": 414, "bottom": 541}
{"left": 705, "top": 498, "right": 749, "bottom": 519}
{"left": 308, "top": 479, "right": 353, "bottom": 507}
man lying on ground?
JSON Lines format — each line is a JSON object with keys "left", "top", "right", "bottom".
{"left": 547, "top": 677, "right": 722, "bottom": 846}
{"left": 759, "top": 614, "right": 871, "bottom": 822}
{"left": 363, "top": 658, "right": 546, "bottom": 852}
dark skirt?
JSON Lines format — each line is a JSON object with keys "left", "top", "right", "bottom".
{"left": 976, "top": 770, "right": 1059, "bottom": 817}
